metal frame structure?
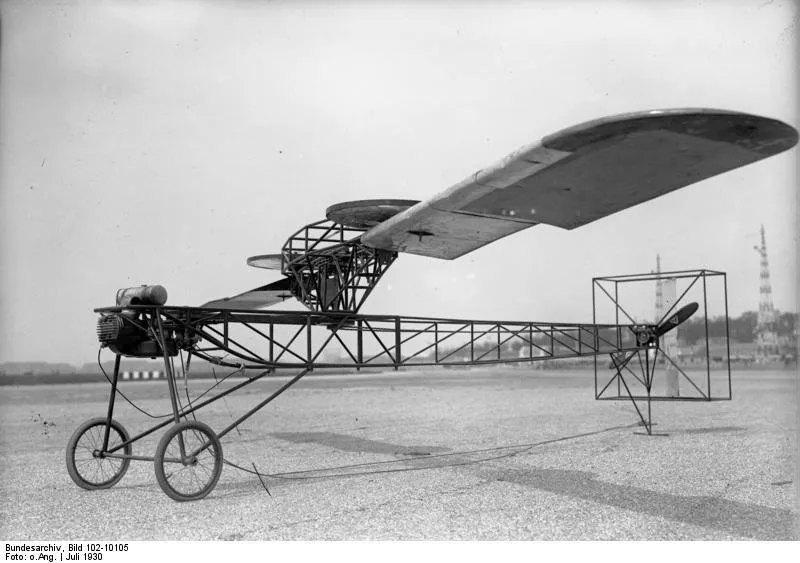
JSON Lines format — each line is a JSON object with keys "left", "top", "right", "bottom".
{"left": 280, "top": 219, "right": 397, "bottom": 313}
{"left": 67, "top": 268, "right": 726, "bottom": 501}
{"left": 592, "top": 269, "right": 732, "bottom": 433}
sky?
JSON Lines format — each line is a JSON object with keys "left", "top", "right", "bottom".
{"left": 0, "top": 0, "right": 797, "bottom": 365}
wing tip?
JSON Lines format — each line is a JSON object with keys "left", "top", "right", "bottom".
{"left": 542, "top": 108, "right": 798, "bottom": 156}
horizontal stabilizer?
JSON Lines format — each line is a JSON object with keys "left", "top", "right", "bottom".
{"left": 201, "top": 278, "right": 297, "bottom": 310}
{"left": 247, "top": 254, "right": 283, "bottom": 270}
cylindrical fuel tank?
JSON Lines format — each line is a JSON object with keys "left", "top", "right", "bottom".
{"left": 116, "top": 285, "right": 168, "bottom": 307}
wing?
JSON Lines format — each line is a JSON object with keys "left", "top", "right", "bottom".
{"left": 201, "top": 277, "right": 298, "bottom": 310}
{"left": 361, "top": 109, "right": 798, "bottom": 259}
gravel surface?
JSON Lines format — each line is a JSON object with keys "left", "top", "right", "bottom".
{"left": 0, "top": 367, "right": 796, "bottom": 540}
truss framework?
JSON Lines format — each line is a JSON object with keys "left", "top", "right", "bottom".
{"left": 97, "top": 306, "right": 650, "bottom": 371}
{"left": 89, "top": 304, "right": 657, "bottom": 468}
{"left": 280, "top": 219, "right": 397, "bottom": 313}
{"left": 78, "top": 268, "right": 733, "bottom": 501}
{"left": 592, "top": 269, "right": 732, "bottom": 434}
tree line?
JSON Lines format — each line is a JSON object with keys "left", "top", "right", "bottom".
{"left": 676, "top": 310, "right": 796, "bottom": 343}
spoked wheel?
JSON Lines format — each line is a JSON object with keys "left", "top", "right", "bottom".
{"left": 66, "top": 417, "right": 132, "bottom": 490}
{"left": 154, "top": 420, "right": 223, "bottom": 502}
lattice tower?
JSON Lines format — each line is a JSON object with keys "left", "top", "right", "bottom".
{"left": 753, "top": 224, "right": 779, "bottom": 353}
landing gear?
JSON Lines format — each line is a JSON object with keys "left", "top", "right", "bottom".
{"left": 154, "top": 420, "right": 223, "bottom": 502}
{"left": 66, "top": 417, "right": 132, "bottom": 490}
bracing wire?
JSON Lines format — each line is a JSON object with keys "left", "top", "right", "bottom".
{"left": 180, "top": 350, "right": 197, "bottom": 423}
{"left": 101, "top": 343, "right": 632, "bottom": 494}
{"left": 221, "top": 422, "right": 638, "bottom": 483}
{"left": 97, "top": 345, "right": 245, "bottom": 421}
{"left": 97, "top": 348, "right": 171, "bottom": 419}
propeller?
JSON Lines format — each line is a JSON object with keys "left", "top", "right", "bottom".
{"left": 608, "top": 302, "right": 698, "bottom": 370}
{"left": 654, "top": 302, "right": 699, "bottom": 338}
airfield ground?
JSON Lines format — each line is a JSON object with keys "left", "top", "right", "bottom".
{"left": 0, "top": 367, "right": 796, "bottom": 540}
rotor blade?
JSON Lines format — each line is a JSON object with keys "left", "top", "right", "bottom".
{"left": 201, "top": 278, "right": 298, "bottom": 310}
{"left": 361, "top": 109, "right": 797, "bottom": 260}
{"left": 655, "top": 302, "right": 699, "bottom": 338}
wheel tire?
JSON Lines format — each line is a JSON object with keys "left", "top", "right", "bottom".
{"left": 66, "top": 417, "right": 132, "bottom": 490}
{"left": 154, "top": 420, "right": 223, "bottom": 502}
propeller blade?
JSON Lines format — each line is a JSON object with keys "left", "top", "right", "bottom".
{"left": 655, "top": 302, "right": 699, "bottom": 338}
{"left": 201, "top": 278, "right": 298, "bottom": 310}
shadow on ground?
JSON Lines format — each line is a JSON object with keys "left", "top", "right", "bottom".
{"left": 126, "top": 426, "right": 794, "bottom": 540}
{"left": 257, "top": 427, "right": 795, "bottom": 539}
{"left": 667, "top": 426, "right": 747, "bottom": 435}
{"left": 481, "top": 466, "right": 795, "bottom": 540}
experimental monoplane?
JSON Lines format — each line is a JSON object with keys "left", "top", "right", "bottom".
{"left": 67, "top": 109, "right": 798, "bottom": 500}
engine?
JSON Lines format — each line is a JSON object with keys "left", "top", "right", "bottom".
{"left": 96, "top": 285, "right": 179, "bottom": 358}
